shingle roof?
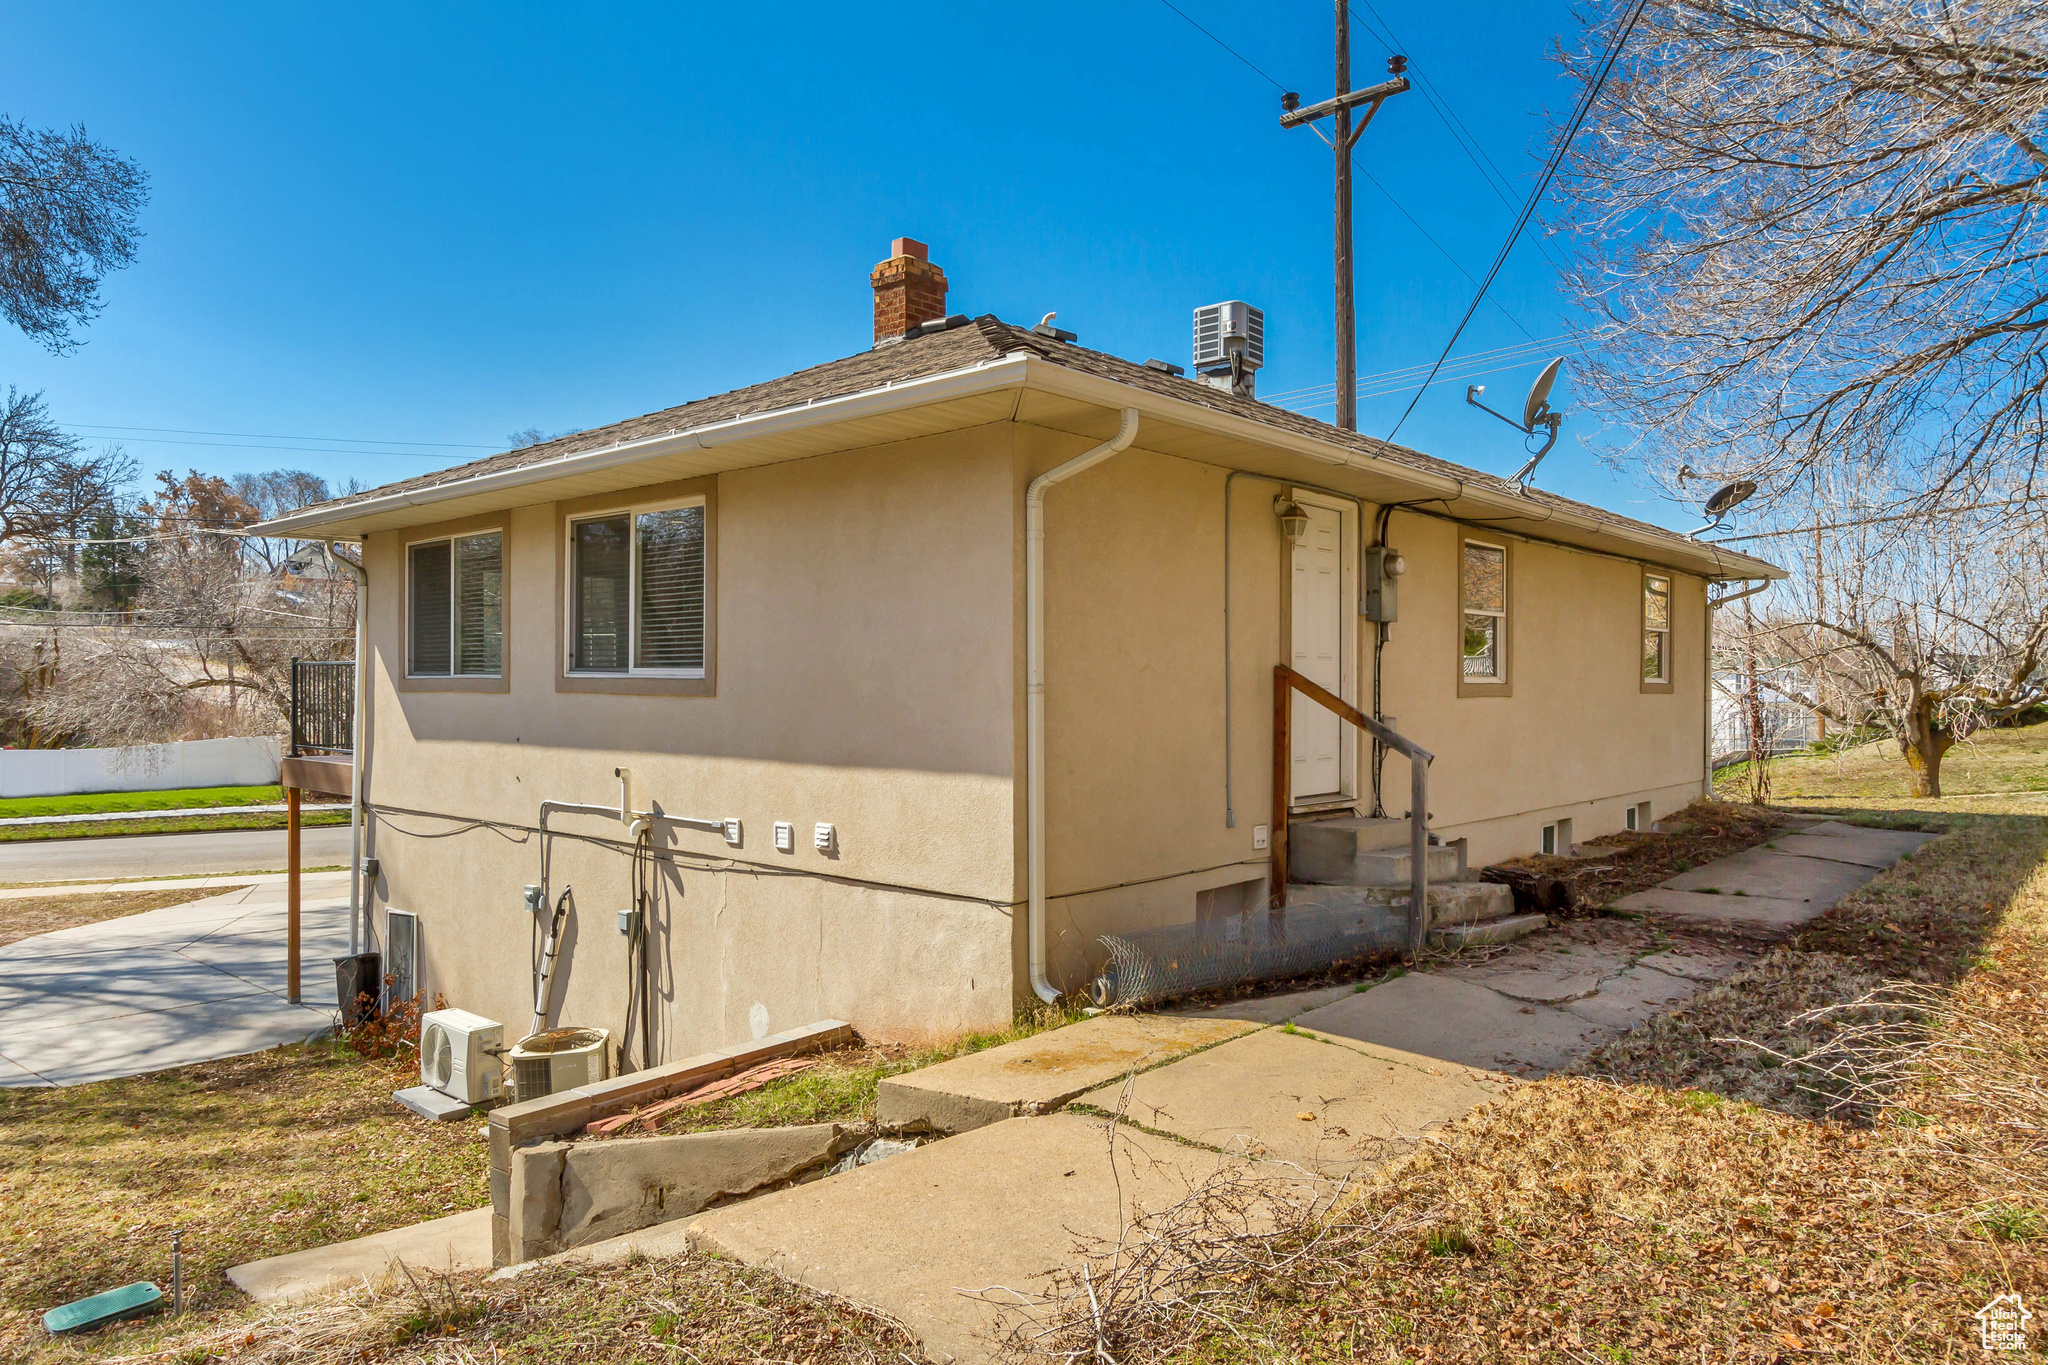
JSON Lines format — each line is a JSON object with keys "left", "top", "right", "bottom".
{"left": 288, "top": 316, "right": 1710, "bottom": 556}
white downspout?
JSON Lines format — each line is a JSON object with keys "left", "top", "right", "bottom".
{"left": 1026, "top": 408, "right": 1140, "bottom": 1003}
{"left": 334, "top": 544, "right": 369, "bottom": 958}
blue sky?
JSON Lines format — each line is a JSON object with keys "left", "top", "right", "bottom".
{"left": 3, "top": 1, "right": 1684, "bottom": 526}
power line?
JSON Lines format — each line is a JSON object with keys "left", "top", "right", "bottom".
{"left": 63, "top": 430, "right": 479, "bottom": 462}
{"left": 1263, "top": 330, "right": 1579, "bottom": 403}
{"left": 1151, "top": 0, "right": 1545, "bottom": 348}
{"left": 1385, "top": 0, "right": 1649, "bottom": 442}
{"left": 1346, "top": 0, "right": 1566, "bottom": 274}
{"left": 67, "top": 422, "right": 496, "bottom": 449}
{"left": 1154, "top": 0, "right": 1286, "bottom": 90}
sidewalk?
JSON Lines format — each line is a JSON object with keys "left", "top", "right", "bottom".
{"left": 0, "top": 872, "right": 352, "bottom": 1086}
{"left": 531, "top": 817, "right": 1934, "bottom": 1361}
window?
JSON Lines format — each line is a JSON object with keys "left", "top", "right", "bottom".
{"left": 568, "top": 498, "right": 706, "bottom": 676}
{"left": 1643, "top": 574, "right": 1671, "bottom": 684}
{"left": 408, "top": 532, "right": 502, "bottom": 677}
{"left": 1461, "top": 540, "right": 1507, "bottom": 683}
{"left": 1541, "top": 818, "right": 1573, "bottom": 857}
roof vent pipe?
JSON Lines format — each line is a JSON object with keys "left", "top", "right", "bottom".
{"left": 1025, "top": 407, "right": 1141, "bottom": 1004}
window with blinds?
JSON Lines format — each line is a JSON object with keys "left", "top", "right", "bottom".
{"left": 568, "top": 500, "right": 707, "bottom": 677}
{"left": 572, "top": 516, "right": 631, "bottom": 671}
{"left": 635, "top": 507, "right": 705, "bottom": 670}
{"left": 407, "top": 532, "right": 503, "bottom": 677}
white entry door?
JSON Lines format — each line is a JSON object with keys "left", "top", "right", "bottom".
{"left": 1290, "top": 501, "right": 1346, "bottom": 803}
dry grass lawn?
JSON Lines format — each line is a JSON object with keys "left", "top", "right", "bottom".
{"left": 0, "top": 1045, "right": 487, "bottom": 1358}
{"left": 0, "top": 885, "right": 241, "bottom": 949}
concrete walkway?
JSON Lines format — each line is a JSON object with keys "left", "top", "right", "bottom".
{"left": 0, "top": 825, "right": 354, "bottom": 882}
{"left": 662, "top": 820, "right": 1941, "bottom": 1359}
{"left": 0, "top": 802, "right": 295, "bottom": 827}
{"left": 0, "top": 872, "right": 351, "bottom": 1086}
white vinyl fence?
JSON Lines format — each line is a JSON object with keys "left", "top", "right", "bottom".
{"left": 0, "top": 736, "right": 282, "bottom": 799}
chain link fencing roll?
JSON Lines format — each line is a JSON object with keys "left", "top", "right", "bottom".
{"left": 1086, "top": 895, "right": 1409, "bottom": 1008}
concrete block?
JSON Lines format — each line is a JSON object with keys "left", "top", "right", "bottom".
{"left": 550, "top": 1123, "right": 855, "bottom": 1253}
{"left": 1282, "top": 879, "right": 1510, "bottom": 927}
{"left": 1430, "top": 913, "right": 1547, "bottom": 949}
{"left": 505, "top": 1142, "right": 569, "bottom": 1266}
{"left": 228, "top": 1208, "right": 493, "bottom": 1304}
{"left": 1290, "top": 817, "right": 1459, "bottom": 886}
{"left": 876, "top": 1014, "right": 1259, "bottom": 1134}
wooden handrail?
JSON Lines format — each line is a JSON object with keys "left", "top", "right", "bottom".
{"left": 1272, "top": 665, "right": 1433, "bottom": 958}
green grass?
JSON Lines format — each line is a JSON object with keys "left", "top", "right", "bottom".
{"left": 0, "top": 809, "right": 349, "bottom": 842}
{"left": 648, "top": 1002, "right": 1089, "bottom": 1136}
{"left": 0, "top": 783, "right": 301, "bottom": 819}
{"left": 1716, "top": 719, "right": 2048, "bottom": 800}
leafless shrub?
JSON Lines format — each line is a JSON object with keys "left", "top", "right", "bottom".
{"left": 1722, "top": 981, "right": 2048, "bottom": 1196}
{"left": 978, "top": 1093, "right": 1417, "bottom": 1365}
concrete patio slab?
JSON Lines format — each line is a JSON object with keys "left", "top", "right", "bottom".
{"left": 228, "top": 1208, "right": 494, "bottom": 1304}
{"left": 0, "top": 990, "right": 333, "bottom": 1085}
{"left": 1292, "top": 973, "right": 1610, "bottom": 1075}
{"left": 876, "top": 1013, "right": 1260, "bottom": 1133}
{"left": 1557, "top": 965, "right": 1708, "bottom": 1031}
{"left": 1661, "top": 848, "right": 1875, "bottom": 907}
{"left": 683, "top": 1114, "right": 1280, "bottom": 1365}
{"left": 0, "top": 886, "right": 349, "bottom": 1087}
{"left": 1168, "top": 982, "right": 1358, "bottom": 1024}
{"left": 1076, "top": 1025, "right": 1507, "bottom": 1173}
{"left": 1634, "top": 946, "right": 1747, "bottom": 982}
{"left": 1436, "top": 939, "right": 1639, "bottom": 1003}
{"left": 1763, "top": 821, "right": 1937, "bottom": 869}
{"left": 1610, "top": 887, "right": 1821, "bottom": 929}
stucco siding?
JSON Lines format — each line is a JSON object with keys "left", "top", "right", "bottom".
{"left": 361, "top": 426, "right": 1021, "bottom": 1049}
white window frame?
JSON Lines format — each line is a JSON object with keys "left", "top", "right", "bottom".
{"left": 1643, "top": 573, "right": 1672, "bottom": 685}
{"left": 563, "top": 494, "right": 708, "bottom": 680}
{"left": 1461, "top": 538, "right": 1509, "bottom": 686}
{"left": 405, "top": 529, "right": 504, "bottom": 679}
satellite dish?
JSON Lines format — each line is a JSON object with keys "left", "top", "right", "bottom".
{"left": 1704, "top": 480, "right": 1757, "bottom": 518}
{"left": 1522, "top": 357, "right": 1565, "bottom": 429}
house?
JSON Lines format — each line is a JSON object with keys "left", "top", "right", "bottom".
{"left": 258, "top": 239, "right": 1784, "bottom": 1060}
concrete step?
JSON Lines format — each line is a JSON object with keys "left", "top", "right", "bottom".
{"left": 1429, "top": 913, "right": 1548, "bottom": 950}
{"left": 1285, "top": 879, "right": 1512, "bottom": 926}
{"left": 1290, "top": 817, "right": 1463, "bottom": 885}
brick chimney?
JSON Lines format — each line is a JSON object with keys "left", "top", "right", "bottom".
{"left": 870, "top": 237, "right": 948, "bottom": 345}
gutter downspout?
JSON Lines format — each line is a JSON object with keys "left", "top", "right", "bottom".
{"left": 1026, "top": 408, "right": 1140, "bottom": 1004}
{"left": 333, "top": 544, "right": 368, "bottom": 958}
{"left": 1704, "top": 579, "right": 1772, "bottom": 799}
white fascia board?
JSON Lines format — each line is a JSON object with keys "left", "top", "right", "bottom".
{"left": 1012, "top": 358, "right": 1788, "bottom": 582}
{"left": 250, "top": 352, "right": 1039, "bottom": 539}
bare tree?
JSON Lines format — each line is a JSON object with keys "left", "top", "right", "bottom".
{"left": 0, "top": 115, "right": 148, "bottom": 351}
{"left": 0, "top": 390, "right": 129, "bottom": 550}
{"left": 1554, "top": 0, "right": 2048, "bottom": 510}
{"left": 1720, "top": 477, "right": 2047, "bottom": 796}
{"left": 21, "top": 470, "right": 355, "bottom": 747}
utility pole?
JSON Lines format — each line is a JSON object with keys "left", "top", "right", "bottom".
{"left": 1281, "top": 7, "right": 1409, "bottom": 432}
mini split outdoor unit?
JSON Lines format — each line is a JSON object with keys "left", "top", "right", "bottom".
{"left": 508, "top": 1026, "right": 612, "bottom": 1104}
{"left": 419, "top": 1008, "right": 505, "bottom": 1106}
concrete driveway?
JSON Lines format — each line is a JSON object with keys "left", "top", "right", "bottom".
{"left": 0, "top": 872, "right": 352, "bottom": 1087}
{"left": 0, "top": 826, "right": 355, "bottom": 883}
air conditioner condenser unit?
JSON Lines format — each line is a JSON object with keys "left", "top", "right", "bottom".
{"left": 508, "top": 1027, "right": 612, "bottom": 1104}
{"left": 419, "top": 1008, "right": 505, "bottom": 1105}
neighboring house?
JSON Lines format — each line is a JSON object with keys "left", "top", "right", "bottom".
{"left": 259, "top": 239, "right": 1784, "bottom": 1057}
{"left": 1712, "top": 668, "right": 1822, "bottom": 764}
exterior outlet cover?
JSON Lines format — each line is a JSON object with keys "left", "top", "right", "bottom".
{"left": 723, "top": 818, "right": 742, "bottom": 846}
{"left": 814, "top": 822, "right": 835, "bottom": 852}
{"left": 1253, "top": 824, "right": 1270, "bottom": 850}
{"left": 773, "top": 821, "right": 794, "bottom": 853}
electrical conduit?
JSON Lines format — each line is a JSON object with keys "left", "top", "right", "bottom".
{"left": 1026, "top": 408, "right": 1140, "bottom": 1003}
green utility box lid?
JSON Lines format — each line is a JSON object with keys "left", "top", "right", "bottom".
{"left": 43, "top": 1281, "right": 164, "bottom": 1334}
